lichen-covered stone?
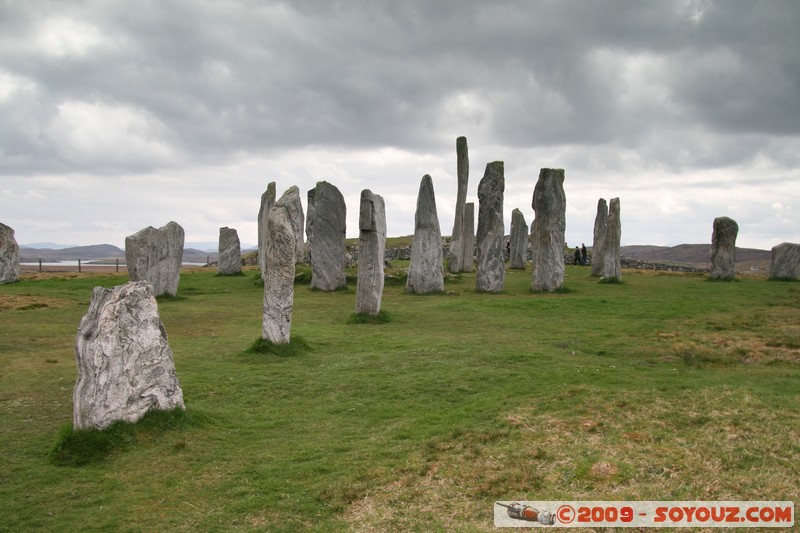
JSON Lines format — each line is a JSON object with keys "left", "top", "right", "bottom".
{"left": 461, "top": 202, "right": 475, "bottom": 272}
{"left": 476, "top": 161, "right": 505, "bottom": 292}
{"left": 531, "top": 169, "right": 566, "bottom": 292}
{"left": 310, "top": 181, "right": 346, "bottom": 291}
{"left": 0, "top": 222, "right": 20, "bottom": 284}
{"left": 262, "top": 188, "right": 299, "bottom": 344}
{"left": 601, "top": 197, "right": 622, "bottom": 282}
{"left": 449, "top": 136, "right": 469, "bottom": 273}
{"left": 258, "top": 181, "right": 276, "bottom": 280}
{"left": 770, "top": 242, "right": 800, "bottom": 280}
{"left": 218, "top": 227, "right": 242, "bottom": 275}
{"left": 407, "top": 175, "right": 444, "bottom": 293}
{"left": 509, "top": 208, "right": 528, "bottom": 270}
{"left": 590, "top": 198, "right": 608, "bottom": 277}
{"left": 356, "top": 190, "right": 386, "bottom": 315}
{"left": 125, "top": 221, "right": 184, "bottom": 297}
{"left": 709, "top": 216, "right": 738, "bottom": 280}
{"left": 73, "top": 281, "right": 184, "bottom": 430}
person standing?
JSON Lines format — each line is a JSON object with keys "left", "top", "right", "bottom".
{"left": 580, "top": 243, "right": 587, "bottom": 266}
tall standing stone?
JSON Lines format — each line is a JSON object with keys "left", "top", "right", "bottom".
{"left": 125, "top": 221, "right": 184, "bottom": 297}
{"left": 461, "top": 202, "right": 476, "bottom": 272}
{"left": 476, "top": 161, "right": 505, "bottom": 292}
{"left": 407, "top": 175, "right": 444, "bottom": 293}
{"left": 770, "top": 242, "right": 800, "bottom": 280}
{"left": 0, "top": 222, "right": 20, "bottom": 284}
{"left": 709, "top": 216, "right": 738, "bottom": 280}
{"left": 280, "top": 185, "right": 305, "bottom": 265}
{"left": 509, "top": 208, "right": 528, "bottom": 270}
{"left": 590, "top": 198, "right": 608, "bottom": 277}
{"left": 258, "top": 182, "right": 276, "bottom": 280}
{"left": 305, "top": 188, "right": 316, "bottom": 263}
{"left": 356, "top": 190, "right": 387, "bottom": 315}
{"left": 601, "top": 197, "right": 622, "bottom": 282}
{"left": 218, "top": 227, "right": 242, "bottom": 275}
{"left": 73, "top": 280, "right": 184, "bottom": 430}
{"left": 262, "top": 188, "right": 299, "bottom": 344}
{"left": 310, "top": 181, "right": 346, "bottom": 291}
{"left": 449, "top": 136, "right": 469, "bottom": 273}
{"left": 531, "top": 169, "right": 566, "bottom": 292}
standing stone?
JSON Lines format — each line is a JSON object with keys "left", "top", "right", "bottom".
{"left": 279, "top": 185, "right": 305, "bottom": 265}
{"left": 310, "top": 181, "right": 346, "bottom": 291}
{"left": 601, "top": 197, "right": 622, "bottom": 282}
{"left": 590, "top": 198, "right": 608, "bottom": 277}
{"left": 305, "top": 188, "right": 316, "bottom": 263}
{"left": 770, "top": 242, "right": 800, "bottom": 280}
{"left": 356, "top": 190, "right": 387, "bottom": 315}
{"left": 407, "top": 175, "right": 444, "bottom": 293}
{"left": 449, "top": 136, "right": 469, "bottom": 272}
{"left": 258, "top": 182, "right": 277, "bottom": 280}
{"left": 125, "top": 221, "right": 184, "bottom": 297}
{"left": 262, "top": 188, "right": 299, "bottom": 344}
{"left": 0, "top": 222, "right": 20, "bottom": 284}
{"left": 218, "top": 227, "right": 242, "bottom": 275}
{"left": 73, "top": 280, "right": 184, "bottom": 430}
{"left": 509, "top": 208, "right": 528, "bottom": 270}
{"left": 461, "top": 202, "right": 476, "bottom": 272}
{"left": 531, "top": 169, "right": 566, "bottom": 292}
{"left": 476, "top": 161, "right": 505, "bottom": 292}
{"left": 709, "top": 216, "right": 738, "bottom": 280}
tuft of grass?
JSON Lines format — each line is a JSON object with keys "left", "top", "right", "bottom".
{"left": 214, "top": 271, "right": 246, "bottom": 277}
{"left": 347, "top": 310, "right": 392, "bottom": 324}
{"left": 49, "top": 407, "right": 190, "bottom": 467}
{"left": 245, "top": 335, "right": 310, "bottom": 356}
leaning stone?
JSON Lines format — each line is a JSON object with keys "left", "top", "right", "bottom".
{"left": 125, "top": 221, "right": 184, "bottom": 297}
{"left": 262, "top": 188, "right": 299, "bottom": 344}
{"left": 709, "top": 216, "right": 738, "bottom": 280}
{"left": 356, "top": 190, "right": 387, "bottom": 315}
{"left": 600, "top": 197, "right": 622, "bottom": 282}
{"left": 0, "top": 222, "right": 20, "bottom": 284}
{"left": 310, "top": 181, "right": 347, "bottom": 291}
{"left": 449, "top": 136, "right": 469, "bottom": 272}
{"left": 770, "top": 242, "right": 800, "bottom": 280}
{"left": 531, "top": 169, "right": 566, "bottom": 292}
{"left": 590, "top": 198, "right": 608, "bottom": 277}
{"left": 476, "top": 161, "right": 505, "bottom": 292}
{"left": 258, "top": 181, "right": 276, "bottom": 280}
{"left": 73, "top": 281, "right": 184, "bottom": 431}
{"left": 461, "top": 202, "right": 476, "bottom": 272}
{"left": 407, "top": 175, "right": 444, "bottom": 293}
{"left": 218, "top": 227, "right": 242, "bottom": 275}
{"left": 509, "top": 208, "right": 528, "bottom": 270}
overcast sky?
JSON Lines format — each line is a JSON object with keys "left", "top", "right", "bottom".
{"left": 1, "top": 0, "right": 798, "bottom": 251}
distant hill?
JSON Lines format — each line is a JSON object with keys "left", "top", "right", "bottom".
{"left": 19, "top": 244, "right": 218, "bottom": 264}
{"left": 620, "top": 244, "right": 771, "bottom": 271}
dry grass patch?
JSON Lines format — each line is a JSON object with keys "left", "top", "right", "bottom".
{"left": 0, "top": 293, "right": 71, "bottom": 311}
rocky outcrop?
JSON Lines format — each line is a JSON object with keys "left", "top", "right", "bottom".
{"left": 0, "top": 222, "right": 20, "bottom": 284}
{"left": 476, "top": 161, "right": 505, "bottom": 292}
{"left": 310, "top": 181, "right": 346, "bottom": 291}
{"left": 407, "top": 175, "right": 444, "bottom": 293}
{"left": 125, "top": 221, "right": 184, "bottom": 297}
{"left": 709, "top": 216, "right": 738, "bottom": 280}
{"left": 73, "top": 281, "right": 184, "bottom": 430}
{"left": 356, "top": 190, "right": 386, "bottom": 315}
{"left": 531, "top": 169, "right": 566, "bottom": 292}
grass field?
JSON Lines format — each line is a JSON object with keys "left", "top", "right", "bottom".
{"left": 1, "top": 264, "right": 798, "bottom": 531}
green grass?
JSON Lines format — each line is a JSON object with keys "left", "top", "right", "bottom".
{"left": 1, "top": 265, "right": 799, "bottom": 531}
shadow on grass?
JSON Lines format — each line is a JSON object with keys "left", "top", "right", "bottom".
{"left": 347, "top": 310, "right": 392, "bottom": 324}
{"left": 215, "top": 271, "right": 246, "bottom": 277}
{"left": 50, "top": 407, "right": 194, "bottom": 467}
{"left": 156, "top": 294, "right": 189, "bottom": 303}
{"left": 244, "top": 335, "right": 311, "bottom": 357}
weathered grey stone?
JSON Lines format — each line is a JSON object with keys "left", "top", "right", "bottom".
{"left": 770, "top": 242, "right": 800, "bottom": 280}
{"left": 356, "top": 190, "right": 386, "bottom": 315}
{"left": 280, "top": 185, "right": 305, "bottom": 265}
{"left": 531, "top": 169, "right": 566, "bottom": 292}
{"left": 601, "top": 197, "right": 622, "bottom": 282}
{"left": 218, "top": 227, "right": 242, "bottom": 275}
{"left": 258, "top": 182, "right": 276, "bottom": 280}
{"left": 262, "top": 188, "right": 299, "bottom": 344}
{"left": 590, "top": 198, "right": 608, "bottom": 277}
{"left": 407, "top": 175, "right": 444, "bottom": 293}
{"left": 461, "top": 202, "right": 475, "bottom": 272}
{"left": 709, "top": 216, "right": 738, "bottom": 280}
{"left": 125, "top": 221, "right": 184, "bottom": 297}
{"left": 449, "top": 136, "right": 469, "bottom": 273}
{"left": 305, "top": 188, "right": 316, "bottom": 263}
{"left": 0, "top": 222, "right": 20, "bottom": 284}
{"left": 509, "top": 208, "right": 528, "bottom": 270}
{"left": 310, "top": 181, "right": 346, "bottom": 291}
{"left": 476, "top": 161, "right": 505, "bottom": 292}
{"left": 73, "top": 280, "right": 184, "bottom": 430}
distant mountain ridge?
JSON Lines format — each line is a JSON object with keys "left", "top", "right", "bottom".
{"left": 19, "top": 244, "right": 217, "bottom": 264}
{"left": 619, "top": 244, "right": 770, "bottom": 265}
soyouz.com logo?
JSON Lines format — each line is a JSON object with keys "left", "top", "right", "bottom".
{"left": 493, "top": 501, "right": 795, "bottom": 528}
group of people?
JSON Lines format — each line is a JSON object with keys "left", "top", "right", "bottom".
{"left": 573, "top": 243, "right": 588, "bottom": 266}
